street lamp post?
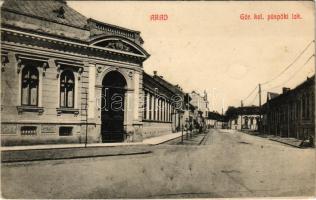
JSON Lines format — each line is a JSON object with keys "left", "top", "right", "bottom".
{"left": 85, "top": 88, "right": 88, "bottom": 148}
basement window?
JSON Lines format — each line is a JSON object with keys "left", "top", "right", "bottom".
{"left": 21, "top": 126, "right": 37, "bottom": 136}
{"left": 59, "top": 127, "right": 73, "bottom": 136}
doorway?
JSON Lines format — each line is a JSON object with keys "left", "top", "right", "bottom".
{"left": 101, "top": 71, "right": 127, "bottom": 142}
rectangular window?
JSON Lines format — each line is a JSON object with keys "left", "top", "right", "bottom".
{"left": 60, "top": 70, "right": 75, "bottom": 108}
{"left": 306, "top": 95, "right": 310, "bottom": 119}
{"left": 153, "top": 96, "right": 156, "bottom": 120}
{"left": 59, "top": 127, "right": 73, "bottom": 136}
{"left": 156, "top": 98, "right": 160, "bottom": 121}
{"left": 149, "top": 93, "right": 152, "bottom": 120}
{"left": 296, "top": 101, "right": 300, "bottom": 119}
{"left": 161, "top": 100, "right": 163, "bottom": 121}
{"left": 21, "top": 126, "right": 37, "bottom": 136}
{"left": 143, "top": 91, "right": 147, "bottom": 119}
{"left": 21, "top": 66, "right": 39, "bottom": 106}
{"left": 302, "top": 96, "right": 306, "bottom": 119}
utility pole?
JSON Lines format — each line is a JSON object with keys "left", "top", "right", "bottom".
{"left": 258, "top": 83, "right": 262, "bottom": 108}
{"left": 258, "top": 83, "right": 262, "bottom": 133}
{"left": 85, "top": 88, "right": 88, "bottom": 148}
{"left": 240, "top": 100, "right": 243, "bottom": 131}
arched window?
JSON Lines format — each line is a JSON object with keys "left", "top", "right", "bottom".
{"left": 60, "top": 70, "right": 75, "bottom": 108}
{"left": 21, "top": 66, "right": 39, "bottom": 106}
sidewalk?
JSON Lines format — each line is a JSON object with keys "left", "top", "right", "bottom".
{"left": 268, "top": 136, "right": 303, "bottom": 148}
{"left": 1, "top": 131, "right": 184, "bottom": 152}
{"left": 1, "top": 132, "right": 185, "bottom": 163}
{"left": 240, "top": 130, "right": 304, "bottom": 148}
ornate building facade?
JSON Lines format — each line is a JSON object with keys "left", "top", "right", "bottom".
{"left": 0, "top": 0, "right": 158, "bottom": 145}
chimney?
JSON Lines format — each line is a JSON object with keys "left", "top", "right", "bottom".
{"left": 282, "top": 87, "right": 290, "bottom": 94}
{"left": 153, "top": 71, "right": 157, "bottom": 76}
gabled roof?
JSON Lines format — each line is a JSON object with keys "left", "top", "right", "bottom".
{"left": 1, "top": 0, "right": 88, "bottom": 29}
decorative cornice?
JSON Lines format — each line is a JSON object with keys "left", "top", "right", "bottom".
{"left": 15, "top": 53, "right": 49, "bottom": 74}
{"left": 1, "top": 41, "right": 143, "bottom": 70}
{"left": 55, "top": 60, "right": 84, "bottom": 79}
{"left": 1, "top": 28, "right": 149, "bottom": 61}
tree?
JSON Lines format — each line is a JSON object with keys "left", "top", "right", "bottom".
{"left": 225, "top": 106, "right": 238, "bottom": 120}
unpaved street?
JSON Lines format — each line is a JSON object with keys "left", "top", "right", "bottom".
{"left": 2, "top": 129, "right": 315, "bottom": 198}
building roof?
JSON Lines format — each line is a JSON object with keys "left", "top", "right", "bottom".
{"left": 264, "top": 75, "right": 315, "bottom": 106}
{"left": 151, "top": 72, "right": 185, "bottom": 96}
{"left": 2, "top": 0, "right": 88, "bottom": 29}
{"left": 208, "top": 111, "right": 224, "bottom": 121}
{"left": 143, "top": 72, "right": 176, "bottom": 97}
{"left": 1, "top": 0, "right": 144, "bottom": 45}
{"left": 267, "top": 92, "right": 279, "bottom": 101}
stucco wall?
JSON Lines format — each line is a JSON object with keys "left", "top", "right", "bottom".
{"left": 142, "top": 121, "right": 172, "bottom": 139}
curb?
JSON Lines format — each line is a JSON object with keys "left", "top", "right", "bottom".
{"left": 0, "top": 143, "right": 147, "bottom": 152}
{"left": 198, "top": 133, "right": 209, "bottom": 145}
{"left": 162, "top": 132, "right": 207, "bottom": 145}
{"left": 1, "top": 150, "right": 152, "bottom": 163}
{"left": 268, "top": 138, "right": 302, "bottom": 148}
{"left": 155, "top": 132, "right": 188, "bottom": 145}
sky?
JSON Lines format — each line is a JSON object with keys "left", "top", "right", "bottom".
{"left": 68, "top": 1, "right": 315, "bottom": 113}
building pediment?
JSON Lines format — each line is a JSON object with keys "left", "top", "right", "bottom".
{"left": 89, "top": 36, "right": 150, "bottom": 60}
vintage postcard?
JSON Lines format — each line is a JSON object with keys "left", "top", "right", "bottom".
{"left": 0, "top": 0, "right": 315, "bottom": 199}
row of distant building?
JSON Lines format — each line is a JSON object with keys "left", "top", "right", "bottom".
{"left": 210, "top": 76, "right": 315, "bottom": 145}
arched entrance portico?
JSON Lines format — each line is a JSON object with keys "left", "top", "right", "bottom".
{"left": 101, "top": 71, "right": 127, "bottom": 142}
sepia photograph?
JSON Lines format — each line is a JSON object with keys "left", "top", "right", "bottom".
{"left": 0, "top": 0, "right": 315, "bottom": 199}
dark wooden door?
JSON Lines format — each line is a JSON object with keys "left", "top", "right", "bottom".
{"left": 101, "top": 71, "right": 127, "bottom": 143}
{"left": 101, "top": 87, "right": 125, "bottom": 142}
